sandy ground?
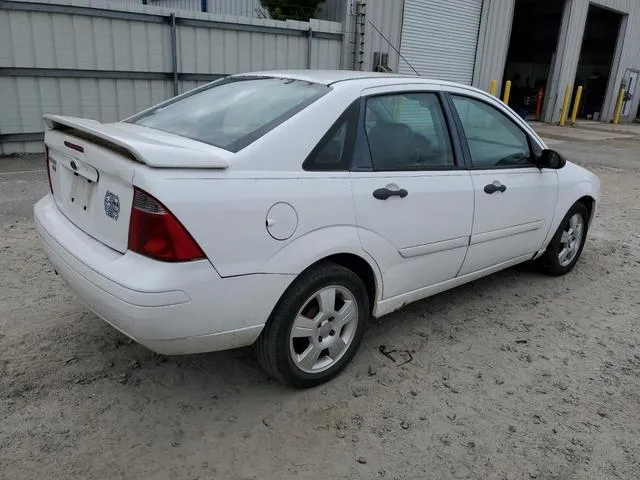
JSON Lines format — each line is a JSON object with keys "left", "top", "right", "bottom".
{"left": 1, "top": 125, "right": 640, "bottom": 480}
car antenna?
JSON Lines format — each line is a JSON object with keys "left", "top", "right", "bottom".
{"left": 366, "top": 19, "right": 421, "bottom": 76}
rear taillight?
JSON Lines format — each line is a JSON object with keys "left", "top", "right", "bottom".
{"left": 128, "top": 188, "right": 205, "bottom": 262}
{"left": 45, "top": 146, "right": 53, "bottom": 193}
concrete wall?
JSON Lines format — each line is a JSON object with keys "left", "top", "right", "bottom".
{"left": 0, "top": 0, "right": 343, "bottom": 155}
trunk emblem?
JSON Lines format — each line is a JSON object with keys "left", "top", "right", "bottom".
{"left": 104, "top": 191, "right": 120, "bottom": 221}
{"left": 70, "top": 160, "right": 78, "bottom": 171}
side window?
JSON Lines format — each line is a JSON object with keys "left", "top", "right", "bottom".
{"left": 303, "top": 101, "right": 358, "bottom": 171}
{"left": 450, "top": 95, "right": 533, "bottom": 168}
{"left": 364, "top": 92, "right": 455, "bottom": 171}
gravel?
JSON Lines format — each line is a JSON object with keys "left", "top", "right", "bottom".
{"left": 2, "top": 135, "right": 640, "bottom": 479}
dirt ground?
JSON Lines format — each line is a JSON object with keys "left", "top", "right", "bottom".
{"left": 1, "top": 124, "right": 640, "bottom": 480}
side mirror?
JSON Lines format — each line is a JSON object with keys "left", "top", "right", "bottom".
{"left": 537, "top": 149, "right": 566, "bottom": 169}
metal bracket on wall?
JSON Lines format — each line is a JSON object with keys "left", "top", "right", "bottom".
{"left": 170, "top": 13, "right": 179, "bottom": 96}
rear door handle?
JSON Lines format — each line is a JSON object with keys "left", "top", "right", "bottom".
{"left": 484, "top": 182, "right": 507, "bottom": 194}
{"left": 373, "top": 186, "right": 409, "bottom": 200}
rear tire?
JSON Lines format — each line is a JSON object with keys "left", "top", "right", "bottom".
{"left": 535, "top": 202, "right": 589, "bottom": 276}
{"left": 255, "top": 262, "right": 369, "bottom": 388}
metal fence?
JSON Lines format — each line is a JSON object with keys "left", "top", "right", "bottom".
{"left": 0, "top": 0, "right": 343, "bottom": 154}
{"left": 107, "top": 0, "right": 267, "bottom": 16}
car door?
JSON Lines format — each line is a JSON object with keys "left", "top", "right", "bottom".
{"left": 446, "top": 90, "right": 559, "bottom": 276}
{"left": 350, "top": 85, "right": 474, "bottom": 299}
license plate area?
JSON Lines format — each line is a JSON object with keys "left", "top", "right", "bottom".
{"left": 68, "top": 170, "right": 95, "bottom": 212}
{"left": 45, "top": 133, "right": 135, "bottom": 254}
{"left": 53, "top": 152, "right": 100, "bottom": 214}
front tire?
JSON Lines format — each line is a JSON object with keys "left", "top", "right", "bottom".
{"left": 255, "top": 262, "right": 369, "bottom": 388}
{"left": 535, "top": 202, "right": 589, "bottom": 276}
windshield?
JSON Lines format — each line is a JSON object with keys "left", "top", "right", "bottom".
{"left": 129, "top": 77, "right": 329, "bottom": 152}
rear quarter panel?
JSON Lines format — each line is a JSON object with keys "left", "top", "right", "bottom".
{"left": 133, "top": 170, "right": 362, "bottom": 278}
{"left": 130, "top": 83, "right": 373, "bottom": 279}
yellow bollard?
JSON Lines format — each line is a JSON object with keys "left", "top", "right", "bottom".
{"left": 503, "top": 80, "right": 512, "bottom": 105}
{"left": 489, "top": 80, "right": 497, "bottom": 97}
{"left": 559, "top": 84, "right": 572, "bottom": 126}
{"left": 570, "top": 86, "right": 583, "bottom": 127}
{"left": 613, "top": 88, "right": 626, "bottom": 124}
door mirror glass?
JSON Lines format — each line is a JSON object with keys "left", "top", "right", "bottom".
{"left": 537, "top": 149, "right": 566, "bottom": 169}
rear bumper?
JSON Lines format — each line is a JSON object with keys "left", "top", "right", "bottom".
{"left": 34, "top": 194, "right": 294, "bottom": 354}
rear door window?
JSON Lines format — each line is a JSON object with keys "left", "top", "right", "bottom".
{"left": 129, "top": 77, "right": 329, "bottom": 153}
{"left": 364, "top": 92, "right": 455, "bottom": 170}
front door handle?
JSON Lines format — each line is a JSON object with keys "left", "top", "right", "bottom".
{"left": 484, "top": 182, "right": 507, "bottom": 194}
{"left": 373, "top": 186, "right": 409, "bottom": 200}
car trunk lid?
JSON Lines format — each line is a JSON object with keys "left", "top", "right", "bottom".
{"left": 44, "top": 115, "right": 230, "bottom": 254}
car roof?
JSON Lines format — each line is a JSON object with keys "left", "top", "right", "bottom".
{"left": 233, "top": 69, "right": 488, "bottom": 95}
{"left": 234, "top": 69, "right": 425, "bottom": 85}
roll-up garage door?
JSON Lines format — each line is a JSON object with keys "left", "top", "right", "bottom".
{"left": 398, "top": 0, "right": 483, "bottom": 84}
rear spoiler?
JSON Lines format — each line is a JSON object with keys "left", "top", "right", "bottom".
{"left": 43, "top": 115, "right": 230, "bottom": 169}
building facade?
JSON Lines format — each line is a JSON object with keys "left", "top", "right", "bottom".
{"left": 326, "top": 0, "right": 640, "bottom": 123}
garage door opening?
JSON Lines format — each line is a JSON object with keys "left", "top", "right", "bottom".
{"left": 573, "top": 5, "right": 623, "bottom": 120}
{"left": 502, "top": 0, "right": 565, "bottom": 120}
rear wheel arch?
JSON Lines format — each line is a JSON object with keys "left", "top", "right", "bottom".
{"left": 263, "top": 251, "right": 379, "bottom": 330}
{"left": 310, "top": 253, "right": 378, "bottom": 313}
{"left": 256, "top": 258, "right": 373, "bottom": 387}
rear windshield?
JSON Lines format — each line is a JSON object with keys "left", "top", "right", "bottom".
{"left": 129, "top": 77, "right": 329, "bottom": 152}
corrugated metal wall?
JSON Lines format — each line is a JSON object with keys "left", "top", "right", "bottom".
{"left": 334, "top": 0, "right": 403, "bottom": 72}
{"left": 0, "top": 0, "right": 343, "bottom": 154}
{"left": 150, "top": 0, "right": 200, "bottom": 11}
{"left": 206, "top": 0, "right": 265, "bottom": 16}
{"left": 104, "top": 0, "right": 267, "bottom": 16}
{"left": 365, "top": 0, "right": 404, "bottom": 72}
{"left": 107, "top": 0, "right": 142, "bottom": 5}
{"left": 473, "top": 0, "right": 515, "bottom": 92}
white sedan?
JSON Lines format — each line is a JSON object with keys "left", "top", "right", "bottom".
{"left": 35, "top": 70, "right": 601, "bottom": 387}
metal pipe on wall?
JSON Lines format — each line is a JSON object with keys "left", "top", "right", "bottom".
{"left": 307, "top": 27, "right": 313, "bottom": 69}
{"left": 170, "top": 13, "right": 178, "bottom": 96}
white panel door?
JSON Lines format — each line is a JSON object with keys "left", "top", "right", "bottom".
{"left": 398, "top": 0, "right": 483, "bottom": 84}
{"left": 448, "top": 93, "right": 558, "bottom": 275}
{"left": 351, "top": 86, "right": 474, "bottom": 299}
